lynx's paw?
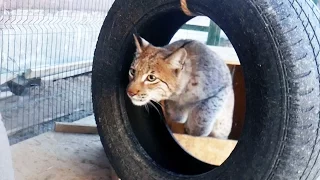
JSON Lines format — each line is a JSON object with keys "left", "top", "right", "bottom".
{"left": 184, "top": 121, "right": 212, "bottom": 137}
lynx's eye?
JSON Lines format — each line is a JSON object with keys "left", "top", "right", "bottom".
{"left": 129, "top": 68, "right": 135, "bottom": 77}
{"left": 147, "top": 75, "right": 157, "bottom": 82}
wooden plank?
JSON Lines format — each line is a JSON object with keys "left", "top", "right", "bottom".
{"left": 24, "top": 60, "right": 92, "bottom": 79}
{"left": 228, "top": 65, "right": 246, "bottom": 140}
{"left": 54, "top": 122, "right": 98, "bottom": 134}
{"left": 173, "top": 133, "right": 237, "bottom": 166}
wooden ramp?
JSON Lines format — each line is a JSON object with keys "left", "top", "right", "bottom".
{"left": 173, "top": 134, "right": 237, "bottom": 166}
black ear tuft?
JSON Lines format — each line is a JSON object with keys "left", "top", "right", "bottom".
{"left": 133, "top": 34, "right": 150, "bottom": 53}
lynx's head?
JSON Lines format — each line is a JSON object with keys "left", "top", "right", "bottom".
{"left": 126, "top": 35, "right": 187, "bottom": 106}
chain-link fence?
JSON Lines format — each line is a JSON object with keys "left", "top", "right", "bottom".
{"left": 1, "top": 0, "right": 319, "bottom": 144}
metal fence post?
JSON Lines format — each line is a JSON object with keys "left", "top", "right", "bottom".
{"left": 207, "top": 21, "right": 221, "bottom": 46}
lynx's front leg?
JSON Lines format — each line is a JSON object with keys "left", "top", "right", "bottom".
{"left": 185, "top": 87, "right": 232, "bottom": 137}
{"left": 161, "top": 100, "right": 189, "bottom": 124}
{"left": 160, "top": 100, "right": 187, "bottom": 134}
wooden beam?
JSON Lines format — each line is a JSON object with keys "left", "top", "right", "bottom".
{"left": 173, "top": 133, "right": 237, "bottom": 166}
{"left": 54, "top": 122, "right": 98, "bottom": 134}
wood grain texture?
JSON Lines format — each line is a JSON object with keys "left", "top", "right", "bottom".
{"left": 54, "top": 122, "right": 98, "bottom": 134}
{"left": 173, "top": 133, "right": 237, "bottom": 165}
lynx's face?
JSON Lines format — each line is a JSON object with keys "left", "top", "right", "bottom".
{"left": 126, "top": 35, "right": 187, "bottom": 106}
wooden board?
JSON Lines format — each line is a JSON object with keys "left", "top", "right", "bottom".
{"left": 54, "top": 122, "right": 98, "bottom": 134}
{"left": 229, "top": 65, "right": 246, "bottom": 139}
{"left": 173, "top": 134, "right": 237, "bottom": 166}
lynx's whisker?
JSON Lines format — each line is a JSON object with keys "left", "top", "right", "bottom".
{"left": 151, "top": 100, "right": 163, "bottom": 108}
{"left": 144, "top": 104, "right": 150, "bottom": 114}
{"left": 148, "top": 101, "right": 161, "bottom": 115}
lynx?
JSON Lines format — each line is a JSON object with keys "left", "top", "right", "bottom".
{"left": 126, "top": 35, "right": 234, "bottom": 139}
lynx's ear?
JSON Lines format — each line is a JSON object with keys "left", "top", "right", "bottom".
{"left": 165, "top": 48, "right": 187, "bottom": 69}
{"left": 133, "top": 34, "right": 149, "bottom": 53}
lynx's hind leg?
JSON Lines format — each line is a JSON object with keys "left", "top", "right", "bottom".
{"left": 210, "top": 89, "right": 234, "bottom": 139}
{"left": 210, "top": 116, "right": 233, "bottom": 139}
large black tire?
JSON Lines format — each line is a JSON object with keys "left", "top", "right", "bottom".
{"left": 92, "top": 0, "right": 320, "bottom": 179}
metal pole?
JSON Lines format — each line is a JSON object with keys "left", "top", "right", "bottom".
{"left": 207, "top": 21, "right": 221, "bottom": 46}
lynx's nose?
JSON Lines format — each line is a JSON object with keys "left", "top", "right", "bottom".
{"left": 127, "top": 90, "right": 139, "bottom": 97}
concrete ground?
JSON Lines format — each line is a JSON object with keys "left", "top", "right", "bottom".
{"left": 12, "top": 132, "right": 118, "bottom": 180}
{"left": 10, "top": 116, "right": 237, "bottom": 180}
{"left": 10, "top": 117, "right": 118, "bottom": 180}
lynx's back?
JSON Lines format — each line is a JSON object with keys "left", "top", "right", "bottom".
{"left": 127, "top": 35, "right": 234, "bottom": 139}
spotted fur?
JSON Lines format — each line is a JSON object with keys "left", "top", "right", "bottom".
{"left": 126, "top": 35, "right": 234, "bottom": 139}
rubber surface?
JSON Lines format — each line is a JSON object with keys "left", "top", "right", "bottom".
{"left": 92, "top": 0, "right": 320, "bottom": 179}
